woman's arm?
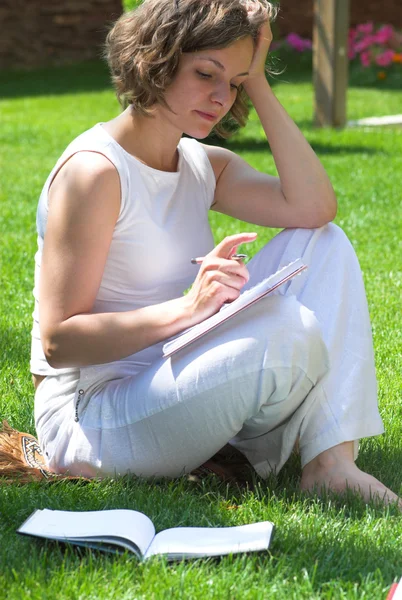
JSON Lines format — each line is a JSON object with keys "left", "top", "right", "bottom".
{"left": 204, "top": 20, "right": 337, "bottom": 229}
{"left": 39, "top": 152, "right": 253, "bottom": 368}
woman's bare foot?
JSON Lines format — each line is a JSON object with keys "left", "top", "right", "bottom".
{"left": 300, "top": 442, "right": 402, "bottom": 509}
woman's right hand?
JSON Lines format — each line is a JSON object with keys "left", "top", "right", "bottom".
{"left": 185, "top": 232, "right": 257, "bottom": 324}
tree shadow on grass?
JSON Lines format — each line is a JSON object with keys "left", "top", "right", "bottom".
{"left": 0, "top": 60, "right": 111, "bottom": 100}
{"left": 217, "top": 137, "right": 383, "bottom": 157}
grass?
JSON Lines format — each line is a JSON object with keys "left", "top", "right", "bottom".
{"left": 1, "top": 57, "right": 402, "bottom": 599}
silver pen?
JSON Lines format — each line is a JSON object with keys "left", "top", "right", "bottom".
{"left": 190, "top": 253, "right": 247, "bottom": 265}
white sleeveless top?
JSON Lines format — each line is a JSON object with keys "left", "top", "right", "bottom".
{"left": 30, "top": 124, "right": 216, "bottom": 389}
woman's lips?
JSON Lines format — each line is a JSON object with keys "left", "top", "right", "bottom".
{"left": 195, "top": 110, "right": 218, "bottom": 122}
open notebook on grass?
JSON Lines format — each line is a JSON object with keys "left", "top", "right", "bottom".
{"left": 18, "top": 508, "right": 275, "bottom": 561}
{"left": 163, "top": 258, "right": 307, "bottom": 357}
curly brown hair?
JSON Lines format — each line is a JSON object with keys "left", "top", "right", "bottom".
{"left": 105, "top": 0, "right": 278, "bottom": 138}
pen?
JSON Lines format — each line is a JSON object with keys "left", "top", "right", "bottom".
{"left": 191, "top": 253, "right": 248, "bottom": 265}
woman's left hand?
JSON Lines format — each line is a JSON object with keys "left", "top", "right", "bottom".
{"left": 246, "top": 11, "right": 273, "bottom": 82}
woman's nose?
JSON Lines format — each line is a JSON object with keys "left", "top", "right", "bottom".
{"left": 210, "top": 82, "right": 232, "bottom": 108}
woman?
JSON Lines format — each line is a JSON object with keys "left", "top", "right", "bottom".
{"left": 31, "top": 0, "right": 400, "bottom": 506}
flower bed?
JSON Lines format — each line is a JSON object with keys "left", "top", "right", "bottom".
{"left": 272, "top": 24, "right": 402, "bottom": 87}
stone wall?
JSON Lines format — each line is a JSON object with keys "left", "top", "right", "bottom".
{"left": 1, "top": 1, "right": 401, "bottom": 70}
{"left": 0, "top": 0, "right": 122, "bottom": 69}
{"left": 276, "top": 0, "right": 402, "bottom": 38}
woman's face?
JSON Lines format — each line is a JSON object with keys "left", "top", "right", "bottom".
{"left": 159, "top": 36, "right": 254, "bottom": 138}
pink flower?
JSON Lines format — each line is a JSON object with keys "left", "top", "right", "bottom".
{"left": 348, "top": 29, "right": 358, "bottom": 58}
{"left": 375, "top": 49, "right": 395, "bottom": 66}
{"left": 348, "top": 28, "right": 357, "bottom": 42}
{"left": 286, "top": 33, "right": 312, "bottom": 53}
{"left": 281, "top": 22, "right": 402, "bottom": 70}
{"left": 354, "top": 35, "right": 375, "bottom": 52}
{"left": 360, "top": 50, "right": 371, "bottom": 67}
{"left": 374, "top": 25, "right": 394, "bottom": 45}
{"left": 356, "top": 22, "right": 374, "bottom": 35}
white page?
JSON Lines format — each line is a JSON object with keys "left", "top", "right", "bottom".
{"left": 144, "top": 521, "right": 274, "bottom": 560}
{"left": 393, "top": 579, "right": 402, "bottom": 600}
{"left": 18, "top": 509, "right": 155, "bottom": 557}
{"left": 163, "top": 259, "right": 307, "bottom": 357}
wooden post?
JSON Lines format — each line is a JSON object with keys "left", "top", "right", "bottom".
{"left": 313, "top": 0, "right": 350, "bottom": 127}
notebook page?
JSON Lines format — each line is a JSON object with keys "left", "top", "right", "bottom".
{"left": 163, "top": 259, "right": 306, "bottom": 357}
{"left": 18, "top": 509, "right": 155, "bottom": 557}
{"left": 145, "top": 521, "right": 274, "bottom": 560}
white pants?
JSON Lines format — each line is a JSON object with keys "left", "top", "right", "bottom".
{"left": 35, "top": 224, "right": 384, "bottom": 478}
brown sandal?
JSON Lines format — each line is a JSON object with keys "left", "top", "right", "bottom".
{"left": 0, "top": 420, "right": 82, "bottom": 483}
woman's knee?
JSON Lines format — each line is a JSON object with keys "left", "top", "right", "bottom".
{"left": 318, "top": 222, "right": 354, "bottom": 250}
{"left": 259, "top": 295, "right": 329, "bottom": 382}
{"left": 277, "top": 222, "right": 353, "bottom": 251}
{"left": 297, "top": 303, "right": 329, "bottom": 381}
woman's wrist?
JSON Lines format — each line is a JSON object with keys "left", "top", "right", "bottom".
{"left": 166, "top": 294, "right": 198, "bottom": 332}
{"left": 243, "top": 75, "right": 278, "bottom": 117}
{"left": 243, "top": 73, "right": 272, "bottom": 103}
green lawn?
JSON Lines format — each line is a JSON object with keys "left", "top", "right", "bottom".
{"left": 0, "top": 58, "right": 401, "bottom": 599}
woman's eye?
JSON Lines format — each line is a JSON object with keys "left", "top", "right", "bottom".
{"left": 196, "top": 69, "right": 238, "bottom": 91}
{"left": 196, "top": 71, "right": 212, "bottom": 79}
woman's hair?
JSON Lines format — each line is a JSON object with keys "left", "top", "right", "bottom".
{"left": 105, "top": 0, "right": 278, "bottom": 137}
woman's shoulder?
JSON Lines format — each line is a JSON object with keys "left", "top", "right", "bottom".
{"left": 64, "top": 124, "right": 122, "bottom": 158}
{"left": 56, "top": 151, "right": 119, "bottom": 188}
{"left": 53, "top": 124, "right": 130, "bottom": 196}
{"left": 180, "top": 137, "right": 231, "bottom": 169}
{"left": 49, "top": 124, "right": 124, "bottom": 198}
{"left": 199, "top": 142, "right": 235, "bottom": 181}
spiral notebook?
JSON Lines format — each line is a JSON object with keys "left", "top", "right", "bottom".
{"left": 163, "top": 258, "right": 307, "bottom": 358}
